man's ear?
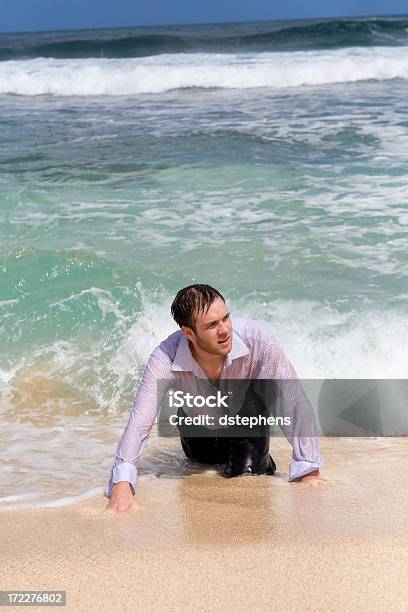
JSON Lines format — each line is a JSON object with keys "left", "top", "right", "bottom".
{"left": 181, "top": 325, "right": 195, "bottom": 342}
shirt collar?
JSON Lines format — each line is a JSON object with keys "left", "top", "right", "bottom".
{"left": 170, "top": 328, "right": 249, "bottom": 373}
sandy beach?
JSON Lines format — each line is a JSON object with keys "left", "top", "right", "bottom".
{"left": 2, "top": 437, "right": 408, "bottom": 611}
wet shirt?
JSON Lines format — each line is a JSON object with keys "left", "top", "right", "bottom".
{"left": 105, "top": 317, "right": 323, "bottom": 496}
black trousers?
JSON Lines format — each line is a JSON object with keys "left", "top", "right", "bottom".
{"left": 177, "top": 383, "right": 276, "bottom": 477}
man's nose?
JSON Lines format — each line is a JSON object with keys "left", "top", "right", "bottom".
{"left": 218, "top": 321, "right": 230, "bottom": 336}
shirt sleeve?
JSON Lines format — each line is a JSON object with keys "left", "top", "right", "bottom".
{"left": 256, "top": 329, "right": 323, "bottom": 481}
{"left": 105, "top": 354, "right": 173, "bottom": 497}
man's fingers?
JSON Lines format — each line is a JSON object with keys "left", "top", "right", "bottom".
{"left": 300, "top": 476, "right": 330, "bottom": 487}
{"left": 105, "top": 504, "right": 127, "bottom": 512}
{"left": 105, "top": 503, "right": 118, "bottom": 512}
{"left": 105, "top": 495, "right": 137, "bottom": 512}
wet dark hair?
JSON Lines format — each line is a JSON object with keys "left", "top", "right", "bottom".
{"left": 171, "top": 284, "right": 225, "bottom": 331}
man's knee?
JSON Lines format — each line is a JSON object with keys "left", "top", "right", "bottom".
{"left": 218, "top": 436, "right": 276, "bottom": 478}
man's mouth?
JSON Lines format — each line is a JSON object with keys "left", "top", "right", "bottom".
{"left": 218, "top": 336, "right": 230, "bottom": 345}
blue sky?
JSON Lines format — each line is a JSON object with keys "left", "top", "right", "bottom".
{"left": 0, "top": 0, "right": 407, "bottom": 33}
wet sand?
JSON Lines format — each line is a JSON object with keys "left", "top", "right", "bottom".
{"left": 2, "top": 437, "right": 408, "bottom": 611}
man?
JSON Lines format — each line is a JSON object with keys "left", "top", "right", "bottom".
{"left": 106, "top": 284, "right": 323, "bottom": 512}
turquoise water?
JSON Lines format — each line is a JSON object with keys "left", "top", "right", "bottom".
{"left": 1, "top": 17, "right": 407, "bottom": 507}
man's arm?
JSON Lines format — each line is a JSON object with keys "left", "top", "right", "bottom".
{"left": 105, "top": 353, "right": 172, "bottom": 511}
{"left": 256, "top": 328, "right": 323, "bottom": 482}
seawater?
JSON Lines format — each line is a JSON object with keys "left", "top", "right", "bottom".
{"left": 1, "top": 17, "right": 407, "bottom": 508}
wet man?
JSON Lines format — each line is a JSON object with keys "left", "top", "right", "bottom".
{"left": 106, "top": 284, "right": 323, "bottom": 512}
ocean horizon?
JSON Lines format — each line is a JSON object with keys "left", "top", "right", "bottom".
{"left": 1, "top": 12, "right": 408, "bottom": 35}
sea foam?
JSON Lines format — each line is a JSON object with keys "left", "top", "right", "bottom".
{"left": 1, "top": 47, "right": 408, "bottom": 96}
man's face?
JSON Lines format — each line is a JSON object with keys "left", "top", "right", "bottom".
{"left": 183, "top": 298, "right": 233, "bottom": 357}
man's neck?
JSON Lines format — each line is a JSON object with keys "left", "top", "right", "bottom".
{"left": 189, "top": 342, "right": 226, "bottom": 379}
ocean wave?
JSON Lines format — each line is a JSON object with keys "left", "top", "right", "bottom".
{"left": 235, "top": 18, "right": 408, "bottom": 50}
{"left": 0, "top": 33, "right": 187, "bottom": 61}
{"left": 1, "top": 293, "right": 407, "bottom": 423}
{"left": 1, "top": 47, "right": 408, "bottom": 96}
{"left": 2, "top": 294, "right": 407, "bottom": 509}
{"left": 0, "top": 18, "right": 408, "bottom": 60}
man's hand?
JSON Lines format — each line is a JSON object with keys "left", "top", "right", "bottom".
{"left": 105, "top": 481, "right": 136, "bottom": 512}
{"left": 292, "top": 469, "right": 327, "bottom": 487}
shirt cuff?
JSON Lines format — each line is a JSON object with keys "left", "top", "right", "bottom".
{"left": 105, "top": 462, "right": 137, "bottom": 497}
{"left": 288, "top": 456, "right": 324, "bottom": 482}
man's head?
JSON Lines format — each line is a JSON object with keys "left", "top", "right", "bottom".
{"left": 171, "top": 284, "right": 232, "bottom": 357}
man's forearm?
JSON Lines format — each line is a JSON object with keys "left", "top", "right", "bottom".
{"left": 105, "top": 354, "right": 174, "bottom": 498}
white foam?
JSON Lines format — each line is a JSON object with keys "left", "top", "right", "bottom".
{"left": 1, "top": 47, "right": 408, "bottom": 96}
{"left": 0, "top": 487, "right": 104, "bottom": 510}
{"left": 253, "top": 303, "right": 408, "bottom": 379}
{"left": 1, "top": 291, "right": 407, "bottom": 420}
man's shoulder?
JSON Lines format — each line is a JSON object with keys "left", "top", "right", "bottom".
{"left": 232, "top": 316, "right": 288, "bottom": 373}
{"left": 150, "top": 328, "right": 184, "bottom": 365}
{"left": 232, "top": 315, "right": 276, "bottom": 344}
